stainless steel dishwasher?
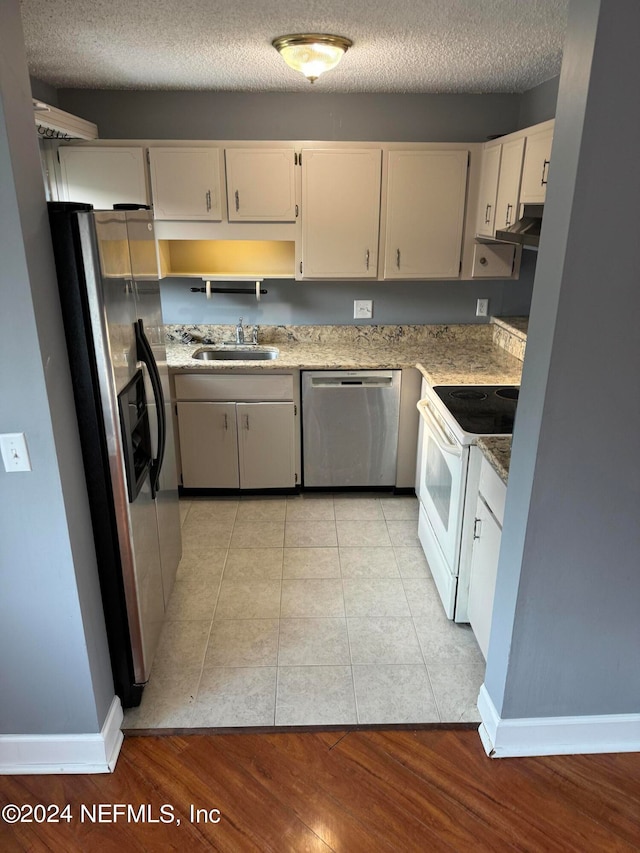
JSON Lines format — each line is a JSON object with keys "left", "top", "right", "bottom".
{"left": 302, "top": 370, "right": 402, "bottom": 487}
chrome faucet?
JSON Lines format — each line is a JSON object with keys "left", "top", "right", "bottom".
{"left": 235, "top": 317, "right": 245, "bottom": 344}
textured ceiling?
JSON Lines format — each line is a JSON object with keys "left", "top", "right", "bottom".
{"left": 20, "top": 0, "right": 569, "bottom": 94}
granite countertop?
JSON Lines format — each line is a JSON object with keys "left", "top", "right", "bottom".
{"left": 166, "top": 323, "right": 523, "bottom": 386}
{"left": 477, "top": 436, "right": 512, "bottom": 484}
{"left": 492, "top": 316, "right": 529, "bottom": 338}
{"left": 414, "top": 343, "right": 521, "bottom": 386}
{"left": 472, "top": 316, "right": 527, "bottom": 481}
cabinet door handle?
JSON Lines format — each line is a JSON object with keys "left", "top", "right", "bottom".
{"left": 244, "top": 414, "right": 250, "bottom": 431}
{"left": 205, "top": 189, "right": 212, "bottom": 212}
{"left": 235, "top": 189, "right": 240, "bottom": 211}
{"left": 541, "top": 159, "right": 550, "bottom": 186}
{"left": 223, "top": 413, "right": 228, "bottom": 431}
{"left": 295, "top": 203, "right": 299, "bottom": 218}
{"left": 396, "top": 248, "right": 401, "bottom": 269}
{"left": 505, "top": 203, "right": 513, "bottom": 226}
{"left": 365, "top": 249, "right": 370, "bottom": 270}
{"left": 473, "top": 518, "right": 482, "bottom": 540}
{"left": 485, "top": 203, "right": 491, "bottom": 224}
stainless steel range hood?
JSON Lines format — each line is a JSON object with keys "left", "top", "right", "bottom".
{"left": 495, "top": 204, "right": 543, "bottom": 248}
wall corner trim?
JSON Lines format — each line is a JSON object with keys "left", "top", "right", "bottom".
{"left": 477, "top": 684, "right": 640, "bottom": 758}
{"left": 0, "top": 696, "right": 124, "bottom": 775}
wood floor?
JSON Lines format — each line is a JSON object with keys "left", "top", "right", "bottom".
{"left": 2, "top": 729, "right": 639, "bottom": 851}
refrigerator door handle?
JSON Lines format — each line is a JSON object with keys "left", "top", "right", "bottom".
{"left": 135, "top": 319, "right": 166, "bottom": 499}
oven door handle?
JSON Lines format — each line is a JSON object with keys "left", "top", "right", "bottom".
{"left": 417, "top": 400, "right": 462, "bottom": 458}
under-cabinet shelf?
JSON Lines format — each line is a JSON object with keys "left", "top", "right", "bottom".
{"left": 156, "top": 239, "right": 295, "bottom": 279}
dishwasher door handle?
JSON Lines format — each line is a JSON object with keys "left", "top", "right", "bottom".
{"left": 310, "top": 377, "right": 394, "bottom": 389}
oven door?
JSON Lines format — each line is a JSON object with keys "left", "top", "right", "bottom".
{"left": 417, "top": 397, "right": 468, "bottom": 585}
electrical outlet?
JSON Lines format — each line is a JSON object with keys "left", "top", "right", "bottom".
{"left": 476, "top": 298, "right": 489, "bottom": 317}
{"left": 354, "top": 299, "right": 373, "bottom": 319}
{"left": 0, "top": 432, "right": 32, "bottom": 472}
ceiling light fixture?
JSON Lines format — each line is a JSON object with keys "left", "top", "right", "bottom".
{"left": 272, "top": 33, "right": 353, "bottom": 84}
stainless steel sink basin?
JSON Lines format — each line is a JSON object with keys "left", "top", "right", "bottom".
{"left": 192, "top": 346, "right": 279, "bottom": 361}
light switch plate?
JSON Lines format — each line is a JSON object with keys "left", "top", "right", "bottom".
{"left": 0, "top": 432, "right": 32, "bottom": 472}
{"left": 354, "top": 299, "right": 373, "bottom": 319}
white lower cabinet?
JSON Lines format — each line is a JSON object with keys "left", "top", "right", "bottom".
{"left": 177, "top": 401, "right": 239, "bottom": 488}
{"left": 174, "top": 374, "right": 297, "bottom": 490}
{"left": 468, "top": 457, "right": 506, "bottom": 659}
{"left": 237, "top": 403, "right": 296, "bottom": 489}
{"left": 177, "top": 400, "right": 296, "bottom": 489}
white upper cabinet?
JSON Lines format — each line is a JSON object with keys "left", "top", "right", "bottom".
{"left": 383, "top": 149, "right": 468, "bottom": 279}
{"left": 475, "top": 144, "right": 502, "bottom": 237}
{"left": 520, "top": 126, "right": 554, "bottom": 204}
{"left": 300, "top": 149, "right": 382, "bottom": 279}
{"left": 58, "top": 147, "right": 148, "bottom": 209}
{"left": 225, "top": 149, "right": 296, "bottom": 222}
{"left": 148, "top": 147, "right": 222, "bottom": 220}
{"left": 494, "top": 137, "right": 525, "bottom": 232}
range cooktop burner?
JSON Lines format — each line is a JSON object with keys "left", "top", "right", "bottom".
{"left": 449, "top": 389, "right": 488, "bottom": 401}
{"left": 495, "top": 387, "right": 519, "bottom": 400}
{"left": 433, "top": 385, "right": 519, "bottom": 435}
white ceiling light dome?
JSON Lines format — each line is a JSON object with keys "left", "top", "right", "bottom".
{"left": 272, "top": 34, "right": 353, "bottom": 83}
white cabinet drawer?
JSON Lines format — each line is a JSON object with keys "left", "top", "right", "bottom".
{"left": 174, "top": 373, "right": 294, "bottom": 401}
{"left": 471, "top": 243, "right": 515, "bottom": 278}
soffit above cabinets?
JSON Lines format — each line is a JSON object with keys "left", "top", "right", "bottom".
{"left": 21, "top": 0, "right": 568, "bottom": 94}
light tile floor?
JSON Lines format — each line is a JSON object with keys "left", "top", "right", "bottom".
{"left": 124, "top": 493, "right": 485, "bottom": 730}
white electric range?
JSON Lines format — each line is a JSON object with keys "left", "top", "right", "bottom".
{"left": 415, "top": 381, "right": 518, "bottom": 621}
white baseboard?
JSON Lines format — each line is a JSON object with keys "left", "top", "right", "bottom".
{"left": 478, "top": 684, "right": 640, "bottom": 757}
{"left": 0, "top": 696, "right": 124, "bottom": 774}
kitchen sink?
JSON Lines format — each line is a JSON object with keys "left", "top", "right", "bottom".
{"left": 192, "top": 346, "right": 279, "bottom": 361}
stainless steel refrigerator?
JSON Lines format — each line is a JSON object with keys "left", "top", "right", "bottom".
{"left": 48, "top": 202, "right": 181, "bottom": 707}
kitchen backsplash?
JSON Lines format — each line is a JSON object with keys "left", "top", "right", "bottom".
{"left": 165, "top": 323, "right": 498, "bottom": 347}
{"left": 491, "top": 316, "right": 528, "bottom": 361}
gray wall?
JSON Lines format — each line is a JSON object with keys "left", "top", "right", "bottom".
{"left": 161, "top": 251, "right": 536, "bottom": 326}
{"left": 1, "top": 1, "right": 114, "bottom": 734}
{"left": 56, "top": 90, "right": 521, "bottom": 143}
{"left": 517, "top": 76, "right": 559, "bottom": 129}
{"left": 30, "top": 76, "right": 58, "bottom": 106}
{"left": 485, "top": 0, "right": 640, "bottom": 719}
